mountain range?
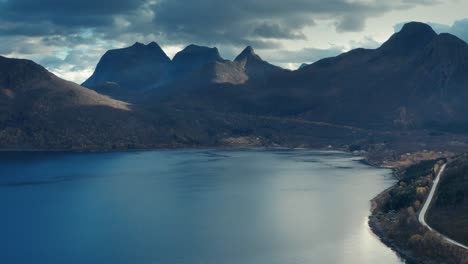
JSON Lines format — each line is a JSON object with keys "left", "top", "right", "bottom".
{"left": 2, "top": 21, "right": 468, "bottom": 151}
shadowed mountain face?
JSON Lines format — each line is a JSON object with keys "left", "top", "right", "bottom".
{"left": 165, "top": 22, "right": 468, "bottom": 130}
{"left": 170, "top": 45, "right": 225, "bottom": 77}
{"left": 275, "top": 22, "right": 468, "bottom": 129}
{"left": 83, "top": 43, "right": 286, "bottom": 101}
{"left": 0, "top": 56, "right": 129, "bottom": 111}
{"left": 379, "top": 22, "right": 437, "bottom": 56}
{"left": 173, "top": 46, "right": 284, "bottom": 88}
{"left": 0, "top": 56, "right": 183, "bottom": 150}
{"left": 82, "top": 42, "right": 171, "bottom": 100}
{"left": 234, "top": 46, "right": 283, "bottom": 83}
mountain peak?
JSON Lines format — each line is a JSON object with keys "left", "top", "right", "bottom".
{"left": 130, "top": 41, "right": 164, "bottom": 50}
{"left": 242, "top": 46, "right": 255, "bottom": 55}
{"left": 173, "top": 44, "right": 223, "bottom": 62}
{"left": 82, "top": 41, "right": 171, "bottom": 97}
{"left": 147, "top": 41, "right": 162, "bottom": 49}
{"left": 171, "top": 44, "right": 224, "bottom": 76}
{"left": 399, "top": 22, "right": 436, "bottom": 36}
{"left": 182, "top": 44, "right": 220, "bottom": 54}
{"left": 235, "top": 46, "right": 262, "bottom": 62}
{"left": 380, "top": 22, "right": 437, "bottom": 55}
{"left": 131, "top": 42, "right": 145, "bottom": 48}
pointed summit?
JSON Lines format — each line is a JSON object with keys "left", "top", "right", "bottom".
{"left": 380, "top": 22, "right": 437, "bottom": 55}
{"left": 131, "top": 42, "right": 145, "bottom": 48}
{"left": 147, "top": 41, "right": 162, "bottom": 49}
{"left": 244, "top": 46, "right": 255, "bottom": 53}
{"left": 235, "top": 46, "right": 262, "bottom": 62}
{"left": 232, "top": 46, "right": 282, "bottom": 83}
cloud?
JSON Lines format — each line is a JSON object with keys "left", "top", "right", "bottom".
{"left": 253, "top": 23, "right": 307, "bottom": 40}
{"left": 0, "top": 0, "right": 445, "bottom": 83}
{"left": 335, "top": 16, "right": 367, "bottom": 32}
{"left": 151, "top": 0, "right": 441, "bottom": 45}
{"left": 349, "top": 36, "right": 382, "bottom": 49}
{"left": 265, "top": 47, "right": 344, "bottom": 65}
{"left": 1, "top": 0, "right": 147, "bottom": 29}
{"left": 435, "top": 19, "right": 468, "bottom": 43}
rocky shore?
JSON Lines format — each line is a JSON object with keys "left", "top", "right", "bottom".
{"left": 367, "top": 154, "right": 468, "bottom": 264}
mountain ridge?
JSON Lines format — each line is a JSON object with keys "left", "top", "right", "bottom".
{"left": 2, "top": 21, "right": 468, "bottom": 151}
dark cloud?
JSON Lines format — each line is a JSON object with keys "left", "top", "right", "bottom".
{"left": 151, "top": 0, "right": 440, "bottom": 45}
{"left": 0, "top": 0, "right": 442, "bottom": 45}
{"left": 1, "top": 0, "right": 146, "bottom": 29}
{"left": 0, "top": 0, "right": 443, "bottom": 41}
{"left": 335, "top": 16, "right": 367, "bottom": 32}
{"left": 253, "top": 23, "right": 306, "bottom": 40}
{"left": 0, "top": 0, "right": 444, "bottom": 83}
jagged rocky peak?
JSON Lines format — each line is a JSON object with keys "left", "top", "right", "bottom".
{"left": 173, "top": 44, "right": 223, "bottom": 62}
{"left": 123, "top": 41, "right": 170, "bottom": 60}
{"left": 131, "top": 41, "right": 159, "bottom": 48}
{"left": 131, "top": 41, "right": 145, "bottom": 47}
{"left": 81, "top": 41, "right": 171, "bottom": 100}
{"left": 235, "top": 46, "right": 263, "bottom": 62}
{"left": 380, "top": 21, "right": 438, "bottom": 55}
{"left": 147, "top": 41, "right": 162, "bottom": 48}
{"left": 170, "top": 44, "right": 225, "bottom": 76}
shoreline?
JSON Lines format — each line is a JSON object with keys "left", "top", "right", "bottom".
{"left": 0, "top": 145, "right": 351, "bottom": 154}
{"left": 367, "top": 155, "right": 468, "bottom": 264}
{"left": 368, "top": 212, "right": 423, "bottom": 264}
{"left": 365, "top": 158, "right": 418, "bottom": 263}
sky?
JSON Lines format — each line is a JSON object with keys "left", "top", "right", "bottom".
{"left": 1, "top": 0, "right": 468, "bottom": 84}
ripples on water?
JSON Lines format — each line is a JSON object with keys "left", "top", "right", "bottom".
{"left": 0, "top": 149, "right": 403, "bottom": 264}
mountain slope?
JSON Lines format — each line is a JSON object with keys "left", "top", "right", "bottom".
{"left": 159, "top": 22, "right": 468, "bottom": 133}
{"left": 238, "top": 22, "right": 468, "bottom": 129}
{"left": 234, "top": 46, "right": 283, "bottom": 83}
{"left": 170, "top": 44, "right": 225, "bottom": 77}
{"left": 4, "top": 21, "right": 468, "bottom": 151}
{"left": 0, "top": 56, "right": 169, "bottom": 150}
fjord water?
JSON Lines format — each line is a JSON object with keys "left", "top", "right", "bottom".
{"left": 0, "top": 150, "right": 402, "bottom": 264}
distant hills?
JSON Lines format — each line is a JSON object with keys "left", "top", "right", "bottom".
{"left": 2, "top": 21, "right": 468, "bottom": 150}
{"left": 264, "top": 22, "right": 468, "bottom": 129}
{"left": 82, "top": 43, "right": 285, "bottom": 101}
{"left": 162, "top": 22, "right": 468, "bottom": 130}
{"left": 0, "top": 56, "right": 212, "bottom": 150}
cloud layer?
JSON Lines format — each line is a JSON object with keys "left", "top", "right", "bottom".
{"left": 0, "top": 0, "right": 459, "bottom": 83}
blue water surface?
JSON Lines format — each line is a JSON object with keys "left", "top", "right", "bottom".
{"left": 0, "top": 149, "right": 402, "bottom": 264}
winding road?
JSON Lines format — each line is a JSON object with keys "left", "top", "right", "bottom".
{"left": 418, "top": 163, "right": 468, "bottom": 250}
